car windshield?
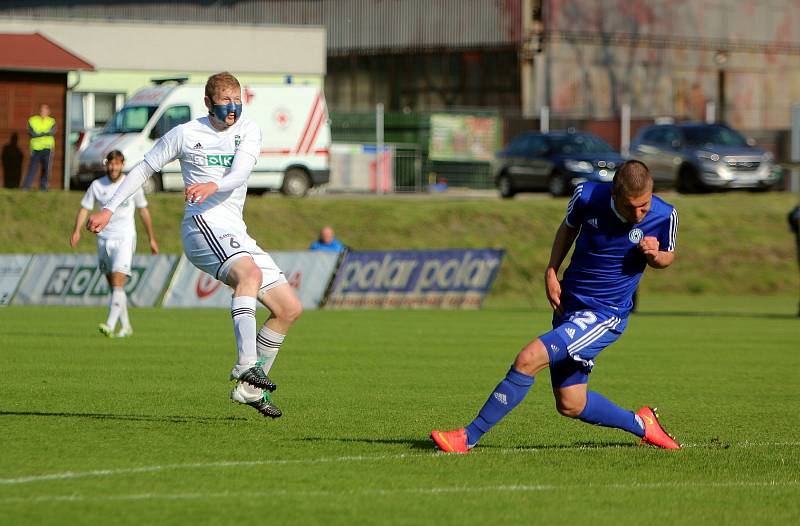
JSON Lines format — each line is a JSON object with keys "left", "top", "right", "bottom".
{"left": 549, "top": 134, "right": 614, "bottom": 154}
{"left": 102, "top": 106, "right": 157, "bottom": 134}
{"left": 682, "top": 126, "right": 748, "bottom": 147}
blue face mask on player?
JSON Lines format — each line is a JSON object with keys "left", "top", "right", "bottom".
{"left": 210, "top": 101, "right": 242, "bottom": 124}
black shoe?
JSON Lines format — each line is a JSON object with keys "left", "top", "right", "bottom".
{"left": 237, "top": 366, "right": 277, "bottom": 392}
{"left": 246, "top": 393, "right": 282, "bottom": 419}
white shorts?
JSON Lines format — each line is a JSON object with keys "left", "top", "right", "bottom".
{"left": 96, "top": 236, "right": 135, "bottom": 275}
{"left": 181, "top": 214, "right": 287, "bottom": 290}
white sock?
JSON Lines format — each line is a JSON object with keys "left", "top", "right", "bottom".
{"left": 118, "top": 290, "right": 131, "bottom": 330}
{"left": 256, "top": 326, "right": 285, "bottom": 377}
{"left": 106, "top": 288, "right": 125, "bottom": 329}
{"left": 231, "top": 296, "right": 258, "bottom": 365}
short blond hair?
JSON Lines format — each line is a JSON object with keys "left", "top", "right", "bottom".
{"left": 205, "top": 72, "right": 240, "bottom": 100}
{"left": 613, "top": 160, "right": 653, "bottom": 197}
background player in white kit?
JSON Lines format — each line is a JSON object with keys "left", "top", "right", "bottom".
{"left": 70, "top": 150, "right": 159, "bottom": 338}
{"left": 86, "top": 72, "right": 302, "bottom": 418}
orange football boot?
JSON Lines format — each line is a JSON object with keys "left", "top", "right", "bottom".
{"left": 636, "top": 406, "right": 681, "bottom": 449}
{"left": 431, "top": 428, "right": 470, "bottom": 453}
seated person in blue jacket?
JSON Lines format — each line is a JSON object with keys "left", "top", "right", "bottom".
{"left": 309, "top": 226, "right": 345, "bottom": 253}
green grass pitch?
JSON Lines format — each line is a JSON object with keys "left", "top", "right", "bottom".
{"left": 1, "top": 299, "right": 798, "bottom": 524}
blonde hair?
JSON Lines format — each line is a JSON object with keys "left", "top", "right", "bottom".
{"left": 613, "top": 160, "right": 653, "bottom": 197}
{"left": 205, "top": 72, "right": 241, "bottom": 100}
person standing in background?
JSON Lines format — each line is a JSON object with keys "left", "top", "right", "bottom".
{"left": 23, "top": 104, "right": 56, "bottom": 191}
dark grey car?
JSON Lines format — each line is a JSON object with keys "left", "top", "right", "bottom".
{"left": 493, "top": 131, "right": 625, "bottom": 197}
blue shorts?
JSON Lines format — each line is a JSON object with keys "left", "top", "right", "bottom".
{"left": 539, "top": 310, "right": 627, "bottom": 388}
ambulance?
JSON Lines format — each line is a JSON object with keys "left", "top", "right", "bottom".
{"left": 76, "top": 81, "right": 330, "bottom": 196}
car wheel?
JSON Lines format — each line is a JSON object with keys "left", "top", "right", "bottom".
{"left": 497, "top": 174, "right": 515, "bottom": 198}
{"left": 281, "top": 167, "right": 311, "bottom": 197}
{"left": 677, "top": 164, "right": 704, "bottom": 194}
{"left": 548, "top": 172, "right": 568, "bottom": 197}
{"left": 143, "top": 173, "right": 163, "bottom": 194}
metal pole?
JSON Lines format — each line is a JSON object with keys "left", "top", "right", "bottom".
{"left": 64, "top": 89, "right": 71, "bottom": 190}
{"left": 705, "top": 101, "right": 716, "bottom": 123}
{"left": 540, "top": 105, "right": 549, "bottom": 133}
{"left": 620, "top": 103, "right": 631, "bottom": 157}
{"left": 791, "top": 104, "right": 800, "bottom": 193}
{"left": 376, "top": 102, "right": 384, "bottom": 195}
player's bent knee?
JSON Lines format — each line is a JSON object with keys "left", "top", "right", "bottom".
{"left": 513, "top": 339, "right": 549, "bottom": 376}
{"left": 554, "top": 390, "right": 587, "bottom": 418}
{"left": 555, "top": 400, "right": 584, "bottom": 418}
{"left": 284, "top": 300, "right": 303, "bottom": 323}
{"left": 245, "top": 265, "right": 263, "bottom": 288}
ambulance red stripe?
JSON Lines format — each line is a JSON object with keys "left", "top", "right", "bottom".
{"left": 294, "top": 91, "right": 322, "bottom": 153}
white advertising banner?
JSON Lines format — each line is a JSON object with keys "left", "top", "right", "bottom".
{"left": 12, "top": 254, "right": 177, "bottom": 307}
{"left": 162, "top": 251, "right": 339, "bottom": 309}
{"left": 0, "top": 255, "right": 32, "bottom": 306}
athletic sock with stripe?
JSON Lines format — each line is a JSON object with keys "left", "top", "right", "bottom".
{"left": 231, "top": 295, "right": 258, "bottom": 365}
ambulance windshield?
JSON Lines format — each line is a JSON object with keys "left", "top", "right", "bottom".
{"left": 103, "top": 106, "right": 158, "bottom": 134}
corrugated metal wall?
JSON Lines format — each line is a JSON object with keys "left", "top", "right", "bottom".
{"left": 0, "top": 0, "right": 523, "bottom": 53}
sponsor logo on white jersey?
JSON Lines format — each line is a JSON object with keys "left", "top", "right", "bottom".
{"left": 628, "top": 228, "right": 644, "bottom": 244}
{"left": 493, "top": 392, "right": 508, "bottom": 405}
{"left": 565, "top": 327, "right": 576, "bottom": 339}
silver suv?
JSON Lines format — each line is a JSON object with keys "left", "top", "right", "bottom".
{"left": 630, "top": 123, "right": 781, "bottom": 192}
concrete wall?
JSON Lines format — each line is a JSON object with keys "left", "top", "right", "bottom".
{"left": 543, "top": 0, "right": 800, "bottom": 130}
{"left": 0, "top": 19, "right": 326, "bottom": 77}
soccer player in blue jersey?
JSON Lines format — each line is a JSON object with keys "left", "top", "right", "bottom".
{"left": 432, "top": 160, "right": 681, "bottom": 452}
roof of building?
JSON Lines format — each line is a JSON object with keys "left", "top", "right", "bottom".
{"left": 0, "top": 32, "right": 93, "bottom": 72}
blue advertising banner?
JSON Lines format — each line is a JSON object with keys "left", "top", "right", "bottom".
{"left": 325, "top": 249, "right": 504, "bottom": 309}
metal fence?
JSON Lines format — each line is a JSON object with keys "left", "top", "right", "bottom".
{"left": 393, "top": 145, "right": 424, "bottom": 192}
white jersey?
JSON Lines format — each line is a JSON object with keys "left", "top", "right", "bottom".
{"left": 143, "top": 115, "right": 261, "bottom": 226}
{"left": 81, "top": 176, "right": 147, "bottom": 240}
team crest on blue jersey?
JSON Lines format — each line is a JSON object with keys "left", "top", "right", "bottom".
{"left": 628, "top": 228, "right": 643, "bottom": 244}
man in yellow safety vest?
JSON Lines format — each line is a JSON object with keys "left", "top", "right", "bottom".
{"left": 23, "top": 103, "right": 56, "bottom": 191}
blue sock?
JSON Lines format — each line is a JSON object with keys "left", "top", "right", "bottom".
{"left": 577, "top": 391, "right": 644, "bottom": 438}
{"left": 465, "top": 366, "right": 535, "bottom": 447}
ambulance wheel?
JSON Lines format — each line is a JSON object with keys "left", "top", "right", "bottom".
{"left": 281, "top": 168, "right": 311, "bottom": 197}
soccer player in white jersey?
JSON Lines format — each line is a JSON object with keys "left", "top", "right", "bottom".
{"left": 70, "top": 150, "right": 159, "bottom": 338}
{"left": 86, "top": 72, "right": 302, "bottom": 418}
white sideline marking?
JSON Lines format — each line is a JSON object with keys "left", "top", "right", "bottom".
{"left": 1, "top": 480, "right": 798, "bottom": 504}
{"left": 1, "top": 441, "right": 797, "bottom": 486}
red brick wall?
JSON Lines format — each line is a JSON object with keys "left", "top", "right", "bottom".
{"left": 0, "top": 71, "right": 66, "bottom": 189}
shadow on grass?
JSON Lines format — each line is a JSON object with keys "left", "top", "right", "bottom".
{"left": 0, "top": 410, "right": 246, "bottom": 424}
{"left": 633, "top": 311, "right": 798, "bottom": 320}
{"left": 297, "top": 436, "right": 637, "bottom": 451}
{"left": 299, "top": 436, "right": 438, "bottom": 450}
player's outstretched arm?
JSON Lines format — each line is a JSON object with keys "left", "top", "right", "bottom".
{"left": 138, "top": 207, "right": 159, "bottom": 254}
{"left": 639, "top": 236, "right": 675, "bottom": 269}
{"left": 544, "top": 220, "right": 580, "bottom": 313}
{"left": 70, "top": 208, "right": 89, "bottom": 247}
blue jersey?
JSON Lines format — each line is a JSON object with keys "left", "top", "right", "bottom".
{"left": 309, "top": 238, "right": 345, "bottom": 253}
{"left": 560, "top": 182, "right": 678, "bottom": 317}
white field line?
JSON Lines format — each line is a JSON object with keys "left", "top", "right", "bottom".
{"left": 1, "top": 441, "right": 798, "bottom": 487}
{"left": 1, "top": 480, "right": 799, "bottom": 505}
